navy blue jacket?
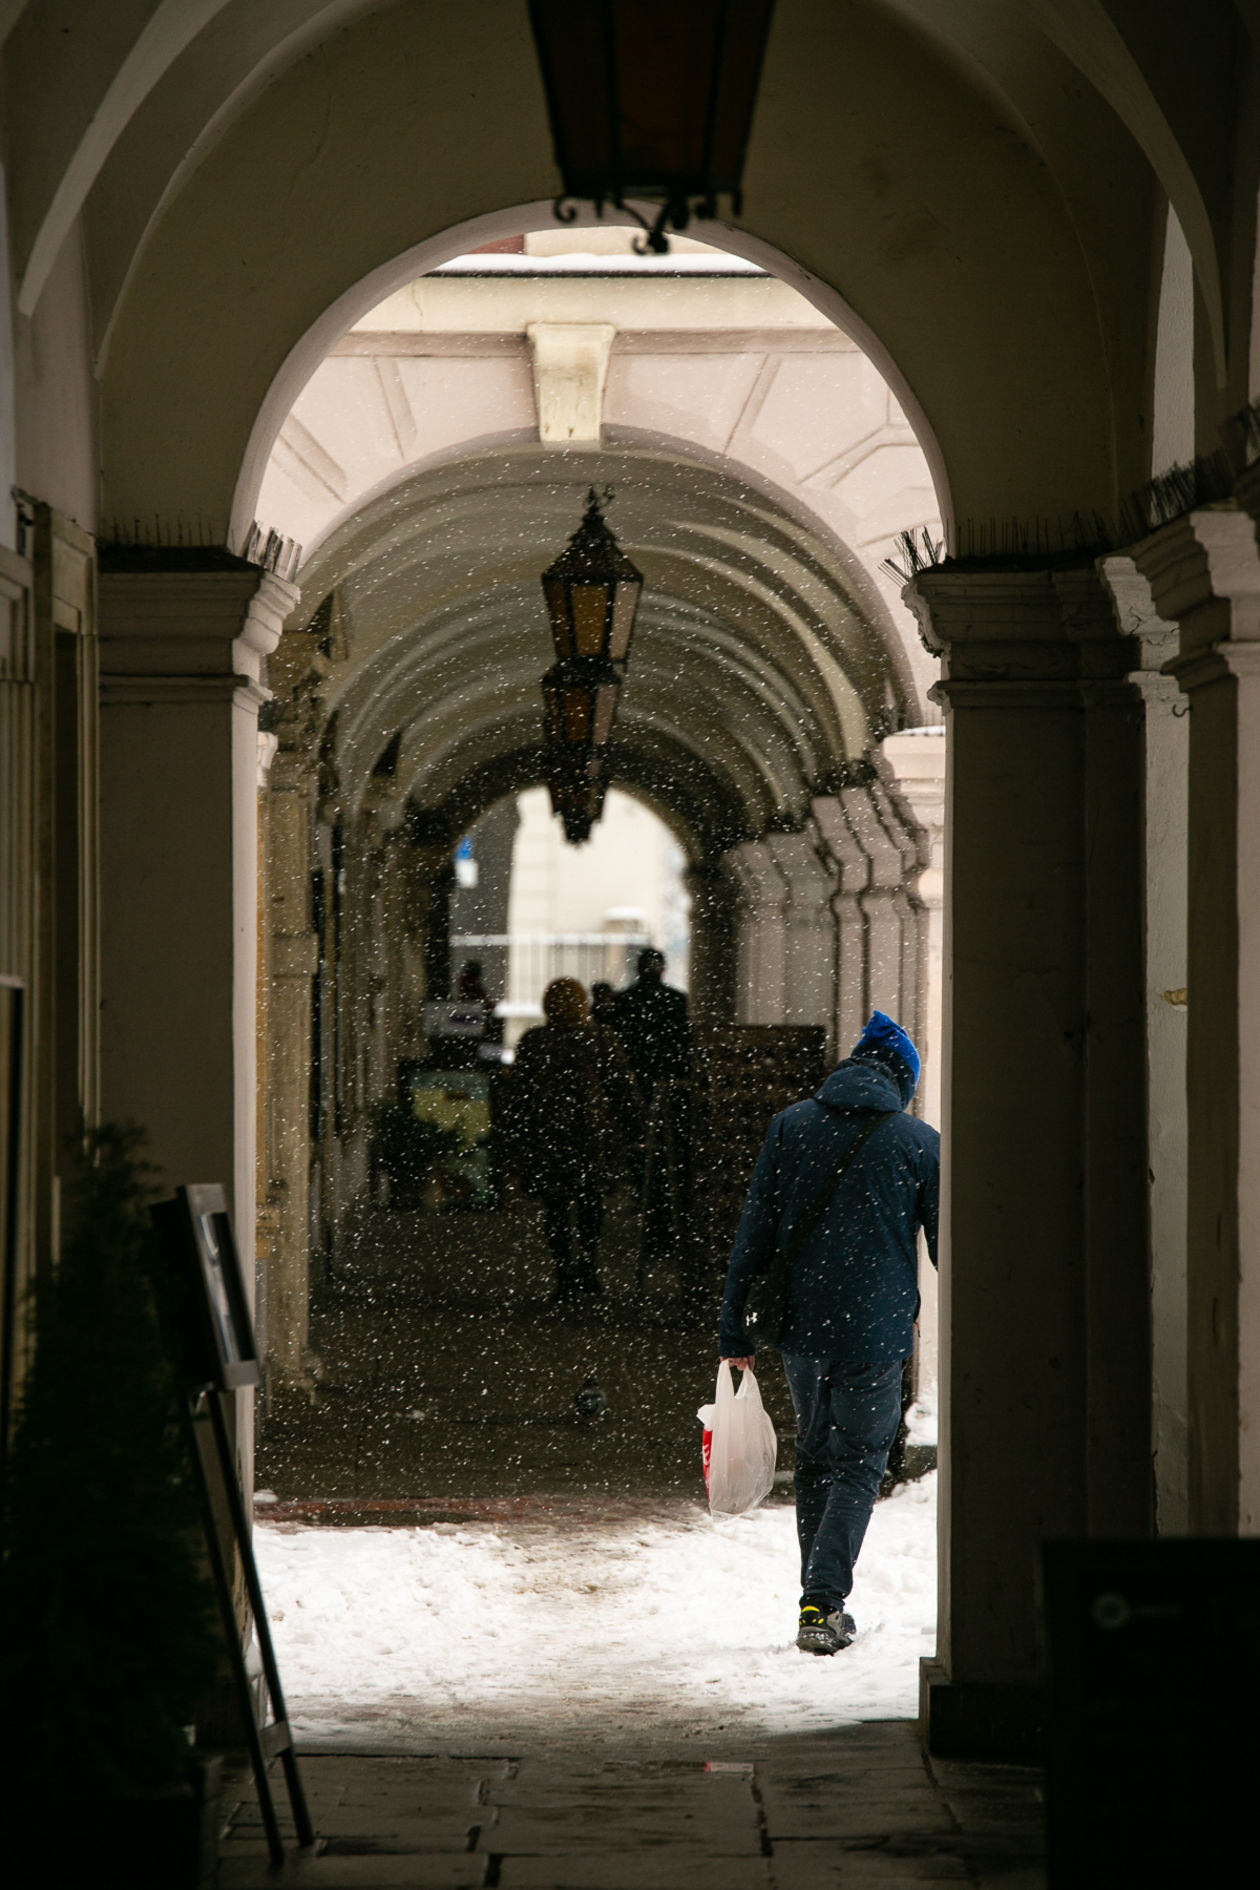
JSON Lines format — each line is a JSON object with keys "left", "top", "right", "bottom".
{"left": 718, "top": 1057, "right": 939, "bottom": 1363}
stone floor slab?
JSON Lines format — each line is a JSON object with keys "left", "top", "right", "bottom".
{"left": 216, "top": 1852, "right": 485, "bottom": 1887}
{"left": 761, "top": 1813, "right": 956, "bottom": 1840}
{"left": 769, "top": 1842, "right": 971, "bottom": 1885}
{"left": 495, "top": 1854, "right": 772, "bottom": 1889}
{"left": 478, "top": 1810, "right": 760, "bottom": 1855}
{"left": 299, "top": 1811, "right": 485, "bottom": 1843}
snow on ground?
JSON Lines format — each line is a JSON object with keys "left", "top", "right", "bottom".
{"left": 256, "top": 1473, "right": 936, "bottom": 1751}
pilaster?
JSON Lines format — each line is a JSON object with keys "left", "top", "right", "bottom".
{"left": 811, "top": 767, "right": 933, "bottom": 1083}
{"left": 1132, "top": 506, "right": 1260, "bottom": 1535}
{"left": 261, "top": 742, "right": 321, "bottom": 1398}
{"left": 1100, "top": 555, "right": 1189, "bottom": 1534}
{"left": 812, "top": 791, "right": 871, "bottom": 1055}
{"left": 876, "top": 726, "right": 947, "bottom": 1407}
{"left": 0, "top": 541, "right": 36, "bottom": 1422}
{"left": 727, "top": 839, "right": 790, "bottom": 1023}
{"left": 907, "top": 564, "right": 1152, "bottom": 1760}
{"left": 98, "top": 564, "right": 297, "bottom": 1291}
{"left": 878, "top": 729, "right": 945, "bottom": 1126}
{"left": 683, "top": 859, "right": 738, "bottom": 1027}
{"left": 764, "top": 829, "right": 835, "bottom": 1034}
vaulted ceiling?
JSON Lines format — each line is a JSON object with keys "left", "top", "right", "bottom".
{"left": 293, "top": 442, "right": 906, "bottom": 853}
{"left": 11, "top": 0, "right": 1256, "bottom": 549}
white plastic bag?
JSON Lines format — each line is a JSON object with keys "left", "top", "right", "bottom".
{"left": 698, "top": 1363, "right": 777, "bottom": 1515}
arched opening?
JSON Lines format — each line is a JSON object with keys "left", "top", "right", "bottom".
{"left": 246, "top": 215, "right": 945, "bottom": 1743}
{"left": 452, "top": 785, "right": 693, "bottom": 1046}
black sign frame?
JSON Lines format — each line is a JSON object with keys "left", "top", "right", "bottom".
{"left": 154, "top": 1182, "right": 259, "bottom": 1393}
{"left": 151, "top": 1182, "right": 312, "bottom": 1865}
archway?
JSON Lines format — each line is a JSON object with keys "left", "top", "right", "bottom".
{"left": 244, "top": 235, "right": 947, "bottom": 1755}
{"left": 250, "top": 235, "right": 947, "bottom": 1407}
{"left": 79, "top": 1, "right": 1173, "bottom": 1770}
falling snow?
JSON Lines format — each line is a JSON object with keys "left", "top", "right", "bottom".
{"left": 256, "top": 1472, "right": 937, "bottom": 1752}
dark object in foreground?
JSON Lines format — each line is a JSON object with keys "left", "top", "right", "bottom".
{"left": 0, "top": 1127, "right": 219, "bottom": 1844}
{"left": 1044, "top": 1539, "right": 1260, "bottom": 1886}
{"left": 3, "top": 1757, "right": 222, "bottom": 1890}
{"left": 152, "top": 1183, "right": 314, "bottom": 1869}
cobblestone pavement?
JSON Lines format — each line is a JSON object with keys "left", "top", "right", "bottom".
{"left": 216, "top": 1723, "right": 1044, "bottom": 1888}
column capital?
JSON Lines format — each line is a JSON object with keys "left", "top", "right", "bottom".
{"left": 99, "top": 563, "right": 299, "bottom": 705}
{"left": 684, "top": 856, "right": 737, "bottom": 907}
{"left": 879, "top": 728, "right": 945, "bottom": 833}
{"left": 269, "top": 744, "right": 319, "bottom": 793}
{"left": 764, "top": 828, "right": 831, "bottom": 903}
{"left": 907, "top": 562, "right": 1136, "bottom": 700}
{"left": 726, "top": 836, "right": 789, "bottom": 910}
{"left": 810, "top": 794, "right": 869, "bottom": 897}
{"left": 1097, "top": 554, "right": 1179, "bottom": 674}
{"left": 1129, "top": 506, "right": 1260, "bottom": 652}
{"left": 1127, "top": 507, "right": 1260, "bottom": 702}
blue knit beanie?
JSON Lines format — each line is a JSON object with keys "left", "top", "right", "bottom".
{"left": 852, "top": 1010, "right": 921, "bottom": 1088}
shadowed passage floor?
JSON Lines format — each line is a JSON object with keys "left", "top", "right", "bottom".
{"left": 216, "top": 1727, "right": 1046, "bottom": 1889}
{"left": 257, "top": 1196, "right": 803, "bottom": 1503}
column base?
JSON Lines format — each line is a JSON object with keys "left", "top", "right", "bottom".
{"left": 919, "top": 1658, "right": 1047, "bottom": 1762}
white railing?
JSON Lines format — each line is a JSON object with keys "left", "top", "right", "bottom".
{"left": 451, "top": 931, "right": 651, "bottom": 1015}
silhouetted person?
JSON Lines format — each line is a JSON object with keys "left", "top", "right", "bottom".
{"left": 612, "top": 948, "right": 690, "bottom": 1100}
{"left": 455, "top": 956, "right": 503, "bottom": 1051}
{"left": 590, "top": 979, "right": 617, "bottom": 1026}
{"left": 457, "top": 959, "right": 490, "bottom": 1007}
{"left": 719, "top": 1010, "right": 939, "bottom": 1657}
{"left": 507, "top": 978, "right": 643, "bottom": 1303}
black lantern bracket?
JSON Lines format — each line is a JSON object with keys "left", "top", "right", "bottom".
{"left": 530, "top": 1, "right": 777, "bottom": 257}
{"left": 552, "top": 191, "right": 708, "bottom": 258}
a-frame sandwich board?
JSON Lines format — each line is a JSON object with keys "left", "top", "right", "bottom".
{"left": 152, "top": 1183, "right": 314, "bottom": 1868}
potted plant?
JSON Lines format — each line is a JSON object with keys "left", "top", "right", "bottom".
{"left": 368, "top": 1099, "right": 464, "bottom": 1208}
{"left": 0, "top": 1125, "right": 222, "bottom": 1887}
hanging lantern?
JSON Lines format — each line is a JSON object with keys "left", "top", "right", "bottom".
{"left": 538, "top": 489, "right": 643, "bottom": 843}
{"left": 546, "top": 751, "right": 609, "bottom": 846}
{"left": 541, "top": 661, "right": 620, "bottom": 751}
{"left": 541, "top": 488, "right": 643, "bottom": 668}
{"left": 528, "top": 0, "right": 777, "bottom": 254}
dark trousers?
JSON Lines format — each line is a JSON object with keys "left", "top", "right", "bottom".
{"left": 541, "top": 1191, "right": 604, "bottom": 1295}
{"left": 782, "top": 1354, "right": 905, "bottom": 1609}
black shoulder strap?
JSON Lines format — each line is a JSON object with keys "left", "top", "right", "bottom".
{"left": 784, "top": 1110, "right": 897, "bottom": 1264}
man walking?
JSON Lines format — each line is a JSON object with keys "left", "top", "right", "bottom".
{"left": 719, "top": 1011, "right": 939, "bottom": 1654}
{"left": 612, "top": 947, "right": 690, "bottom": 1100}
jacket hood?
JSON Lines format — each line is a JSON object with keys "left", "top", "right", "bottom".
{"left": 818, "top": 1057, "right": 909, "bottom": 1114}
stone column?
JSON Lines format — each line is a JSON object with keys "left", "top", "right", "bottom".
{"left": 878, "top": 730, "right": 946, "bottom": 1129}
{"left": 1100, "top": 556, "right": 1189, "bottom": 1533}
{"left": 261, "top": 742, "right": 320, "bottom": 1398}
{"left": 0, "top": 541, "right": 36, "bottom": 1407}
{"left": 1132, "top": 506, "right": 1260, "bottom": 1535}
{"left": 33, "top": 506, "right": 100, "bottom": 1183}
{"left": 879, "top": 727, "right": 947, "bottom": 1409}
{"left": 99, "top": 563, "right": 297, "bottom": 1296}
{"left": 852, "top": 779, "right": 922, "bottom": 1036}
{"left": 812, "top": 769, "right": 931, "bottom": 1071}
{"left": 812, "top": 789, "right": 871, "bottom": 1055}
{"left": 727, "top": 839, "right": 790, "bottom": 1022}
{"left": 908, "top": 567, "right": 1151, "bottom": 1758}
{"left": 684, "top": 858, "right": 737, "bottom": 1027}
{"left": 765, "top": 829, "right": 835, "bottom": 1034}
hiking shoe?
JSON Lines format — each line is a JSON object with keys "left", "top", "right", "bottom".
{"left": 796, "top": 1602, "right": 856, "bottom": 1655}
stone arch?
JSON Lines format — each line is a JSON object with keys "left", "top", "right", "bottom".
{"left": 96, "top": 0, "right": 1133, "bottom": 553}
